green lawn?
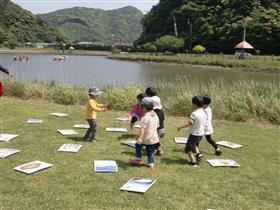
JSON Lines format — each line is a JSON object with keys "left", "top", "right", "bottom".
{"left": 0, "top": 98, "right": 279, "bottom": 210}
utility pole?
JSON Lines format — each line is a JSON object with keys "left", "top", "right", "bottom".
{"left": 243, "top": 21, "right": 247, "bottom": 41}
{"left": 187, "top": 18, "right": 192, "bottom": 53}
{"left": 173, "top": 16, "right": 178, "bottom": 36}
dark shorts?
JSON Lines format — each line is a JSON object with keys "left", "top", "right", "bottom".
{"left": 185, "top": 135, "right": 203, "bottom": 153}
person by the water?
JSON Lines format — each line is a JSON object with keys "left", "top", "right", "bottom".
{"left": 0, "top": 64, "right": 13, "bottom": 97}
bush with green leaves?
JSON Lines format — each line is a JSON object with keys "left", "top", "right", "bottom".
{"left": 192, "top": 45, "right": 206, "bottom": 54}
{"left": 155, "top": 35, "right": 184, "bottom": 52}
{"left": 142, "top": 42, "right": 157, "bottom": 52}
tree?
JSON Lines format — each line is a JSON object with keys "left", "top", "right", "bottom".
{"left": 155, "top": 35, "right": 184, "bottom": 52}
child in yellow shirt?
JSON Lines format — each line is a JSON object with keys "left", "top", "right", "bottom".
{"left": 84, "top": 87, "right": 106, "bottom": 142}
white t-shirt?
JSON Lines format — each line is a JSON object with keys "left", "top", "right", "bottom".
{"left": 188, "top": 108, "right": 207, "bottom": 136}
{"left": 141, "top": 110, "right": 160, "bottom": 145}
{"left": 151, "top": 96, "right": 163, "bottom": 110}
{"left": 204, "top": 106, "right": 214, "bottom": 135}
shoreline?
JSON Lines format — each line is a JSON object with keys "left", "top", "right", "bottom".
{"left": 109, "top": 56, "right": 280, "bottom": 74}
{"left": 0, "top": 48, "right": 111, "bottom": 56}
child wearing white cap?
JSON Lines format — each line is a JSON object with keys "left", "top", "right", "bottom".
{"left": 146, "top": 87, "right": 165, "bottom": 156}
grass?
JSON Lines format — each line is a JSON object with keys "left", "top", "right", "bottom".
{"left": 0, "top": 97, "right": 279, "bottom": 210}
{"left": 3, "top": 79, "right": 280, "bottom": 125}
{"left": 109, "top": 53, "right": 280, "bottom": 72}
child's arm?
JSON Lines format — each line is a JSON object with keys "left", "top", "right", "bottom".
{"left": 177, "top": 120, "right": 192, "bottom": 132}
{"left": 89, "top": 100, "right": 105, "bottom": 111}
{"left": 137, "top": 127, "right": 146, "bottom": 144}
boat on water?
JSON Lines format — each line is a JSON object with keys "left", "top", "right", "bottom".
{"left": 53, "top": 55, "right": 67, "bottom": 62}
{"left": 13, "top": 56, "right": 30, "bottom": 62}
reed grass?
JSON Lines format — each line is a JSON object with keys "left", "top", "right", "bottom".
{"left": 2, "top": 78, "right": 280, "bottom": 124}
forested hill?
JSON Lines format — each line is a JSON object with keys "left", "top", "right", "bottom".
{"left": 136, "top": 0, "right": 280, "bottom": 54}
{"left": 39, "top": 6, "right": 144, "bottom": 43}
{"left": 0, "top": 0, "right": 68, "bottom": 48}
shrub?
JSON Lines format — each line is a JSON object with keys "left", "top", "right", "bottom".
{"left": 142, "top": 42, "right": 157, "bottom": 52}
{"left": 155, "top": 35, "right": 184, "bottom": 52}
{"left": 192, "top": 45, "right": 206, "bottom": 54}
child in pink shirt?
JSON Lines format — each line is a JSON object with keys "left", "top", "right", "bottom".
{"left": 128, "top": 93, "right": 145, "bottom": 134}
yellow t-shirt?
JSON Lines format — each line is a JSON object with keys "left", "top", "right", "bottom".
{"left": 86, "top": 98, "right": 104, "bottom": 119}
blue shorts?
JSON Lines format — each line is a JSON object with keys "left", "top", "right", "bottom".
{"left": 185, "top": 135, "right": 202, "bottom": 153}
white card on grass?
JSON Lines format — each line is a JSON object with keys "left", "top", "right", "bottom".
{"left": 0, "top": 134, "right": 18, "bottom": 142}
{"left": 49, "top": 112, "right": 68, "bottom": 117}
{"left": 0, "top": 148, "right": 20, "bottom": 159}
{"left": 133, "top": 124, "right": 141, "bottom": 129}
{"left": 115, "top": 117, "right": 129, "bottom": 121}
{"left": 94, "top": 160, "right": 118, "bottom": 173}
{"left": 120, "top": 178, "right": 156, "bottom": 193}
{"left": 27, "top": 119, "right": 43, "bottom": 124}
{"left": 14, "top": 160, "right": 53, "bottom": 174}
{"left": 58, "top": 144, "right": 82, "bottom": 153}
{"left": 174, "top": 137, "right": 188, "bottom": 144}
{"left": 73, "top": 124, "right": 90, "bottom": 129}
{"left": 216, "top": 141, "right": 242, "bottom": 149}
{"left": 106, "top": 128, "right": 128, "bottom": 133}
{"left": 207, "top": 159, "right": 240, "bottom": 167}
{"left": 121, "top": 140, "right": 137, "bottom": 148}
{"left": 57, "top": 129, "right": 78, "bottom": 136}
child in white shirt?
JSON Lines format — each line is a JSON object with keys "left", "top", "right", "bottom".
{"left": 177, "top": 96, "right": 207, "bottom": 167}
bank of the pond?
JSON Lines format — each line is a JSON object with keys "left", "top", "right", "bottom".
{"left": 109, "top": 53, "right": 280, "bottom": 73}
{"left": 0, "top": 48, "right": 111, "bottom": 56}
{"left": 2, "top": 79, "right": 279, "bottom": 125}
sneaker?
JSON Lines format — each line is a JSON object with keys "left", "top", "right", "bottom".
{"left": 146, "top": 164, "right": 155, "bottom": 170}
{"left": 198, "top": 153, "right": 204, "bottom": 158}
{"left": 155, "top": 147, "right": 164, "bottom": 156}
{"left": 196, "top": 154, "right": 201, "bottom": 163}
{"left": 90, "top": 140, "right": 97, "bottom": 143}
{"left": 131, "top": 159, "right": 144, "bottom": 166}
{"left": 188, "top": 161, "right": 198, "bottom": 168}
{"left": 215, "top": 148, "right": 222, "bottom": 156}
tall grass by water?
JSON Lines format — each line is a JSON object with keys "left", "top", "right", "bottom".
{"left": 2, "top": 78, "right": 280, "bottom": 124}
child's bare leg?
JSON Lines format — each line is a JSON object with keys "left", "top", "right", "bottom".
{"left": 187, "top": 152, "right": 196, "bottom": 163}
{"left": 194, "top": 145, "right": 200, "bottom": 154}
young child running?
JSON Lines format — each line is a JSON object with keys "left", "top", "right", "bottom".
{"left": 84, "top": 87, "right": 106, "bottom": 142}
{"left": 128, "top": 93, "right": 146, "bottom": 134}
{"left": 131, "top": 97, "right": 159, "bottom": 169}
{"left": 145, "top": 87, "right": 165, "bottom": 156}
{"left": 177, "top": 96, "right": 207, "bottom": 167}
{"left": 202, "top": 95, "right": 222, "bottom": 156}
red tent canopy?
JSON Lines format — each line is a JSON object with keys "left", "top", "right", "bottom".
{"left": 234, "top": 41, "right": 254, "bottom": 49}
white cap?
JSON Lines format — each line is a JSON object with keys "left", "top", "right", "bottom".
{"left": 152, "top": 96, "right": 163, "bottom": 110}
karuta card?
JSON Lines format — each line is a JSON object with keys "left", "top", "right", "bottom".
{"left": 216, "top": 141, "right": 242, "bottom": 149}
{"left": 174, "top": 137, "right": 188, "bottom": 144}
{"left": 106, "top": 128, "right": 128, "bottom": 133}
{"left": 49, "top": 112, "right": 68, "bottom": 117}
{"left": 58, "top": 144, "right": 82, "bottom": 153}
{"left": 120, "top": 178, "right": 156, "bottom": 193}
{"left": 0, "top": 134, "right": 18, "bottom": 142}
{"left": 94, "top": 160, "right": 118, "bottom": 173}
{"left": 0, "top": 148, "right": 20, "bottom": 159}
{"left": 27, "top": 119, "right": 43, "bottom": 124}
{"left": 57, "top": 129, "right": 78, "bottom": 136}
{"left": 207, "top": 159, "right": 240, "bottom": 167}
{"left": 73, "top": 124, "right": 90, "bottom": 129}
{"left": 115, "top": 117, "right": 129, "bottom": 121}
{"left": 14, "top": 160, "right": 53, "bottom": 174}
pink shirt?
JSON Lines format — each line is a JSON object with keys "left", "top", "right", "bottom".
{"left": 128, "top": 103, "right": 144, "bottom": 120}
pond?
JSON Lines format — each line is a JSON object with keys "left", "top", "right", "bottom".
{"left": 0, "top": 54, "right": 278, "bottom": 87}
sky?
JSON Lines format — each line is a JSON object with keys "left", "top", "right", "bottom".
{"left": 12, "top": 0, "right": 159, "bottom": 14}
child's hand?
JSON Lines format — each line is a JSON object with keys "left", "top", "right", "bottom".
{"left": 137, "top": 137, "right": 143, "bottom": 144}
{"left": 177, "top": 127, "right": 181, "bottom": 132}
{"left": 103, "top": 107, "right": 107, "bottom": 112}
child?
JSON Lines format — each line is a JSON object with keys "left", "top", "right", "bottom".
{"left": 202, "top": 95, "right": 222, "bottom": 156}
{"left": 84, "top": 87, "right": 106, "bottom": 142}
{"left": 131, "top": 97, "right": 159, "bottom": 169}
{"left": 128, "top": 93, "right": 145, "bottom": 134}
{"left": 177, "top": 96, "right": 207, "bottom": 167}
{"left": 0, "top": 64, "right": 13, "bottom": 97}
{"left": 145, "top": 87, "right": 165, "bottom": 156}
